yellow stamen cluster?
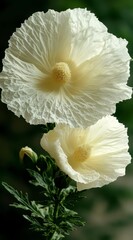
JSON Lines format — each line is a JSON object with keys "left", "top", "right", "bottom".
{"left": 69, "top": 145, "right": 91, "bottom": 169}
{"left": 52, "top": 62, "right": 71, "bottom": 83}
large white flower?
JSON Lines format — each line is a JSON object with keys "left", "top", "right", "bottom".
{"left": 40, "top": 116, "right": 131, "bottom": 191}
{"left": 0, "top": 9, "right": 132, "bottom": 127}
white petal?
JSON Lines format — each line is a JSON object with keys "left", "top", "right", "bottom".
{"left": 68, "top": 8, "right": 107, "bottom": 64}
{"left": 76, "top": 116, "right": 131, "bottom": 190}
{"left": 40, "top": 133, "right": 89, "bottom": 183}
{"left": 65, "top": 34, "right": 132, "bottom": 126}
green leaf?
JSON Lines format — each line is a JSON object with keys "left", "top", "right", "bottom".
{"left": 11, "top": 203, "right": 29, "bottom": 210}
{"left": 2, "top": 157, "right": 85, "bottom": 240}
{"left": 2, "top": 182, "right": 30, "bottom": 207}
{"left": 50, "top": 231, "right": 65, "bottom": 240}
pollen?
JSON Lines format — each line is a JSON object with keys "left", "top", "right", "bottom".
{"left": 69, "top": 145, "right": 91, "bottom": 170}
{"left": 52, "top": 62, "right": 71, "bottom": 83}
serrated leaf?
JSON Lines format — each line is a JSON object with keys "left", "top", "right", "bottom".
{"left": 50, "top": 231, "right": 65, "bottom": 240}
{"left": 23, "top": 214, "right": 44, "bottom": 232}
{"left": 28, "top": 169, "right": 49, "bottom": 189}
{"left": 28, "top": 169, "right": 57, "bottom": 198}
{"left": 10, "top": 203, "right": 29, "bottom": 210}
{"left": 3, "top": 161, "right": 85, "bottom": 240}
{"left": 2, "top": 182, "right": 30, "bottom": 207}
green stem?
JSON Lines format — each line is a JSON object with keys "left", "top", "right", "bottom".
{"left": 53, "top": 189, "right": 61, "bottom": 222}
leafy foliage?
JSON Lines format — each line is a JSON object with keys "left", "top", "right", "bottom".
{"left": 2, "top": 152, "right": 85, "bottom": 240}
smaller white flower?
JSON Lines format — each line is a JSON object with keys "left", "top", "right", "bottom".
{"left": 40, "top": 116, "right": 131, "bottom": 191}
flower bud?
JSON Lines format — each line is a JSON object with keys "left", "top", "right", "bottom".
{"left": 19, "top": 146, "right": 38, "bottom": 165}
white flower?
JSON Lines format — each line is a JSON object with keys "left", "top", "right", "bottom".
{"left": 40, "top": 116, "right": 131, "bottom": 191}
{"left": 0, "top": 9, "right": 132, "bottom": 127}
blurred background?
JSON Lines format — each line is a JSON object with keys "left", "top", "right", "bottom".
{"left": 0, "top": 0, "right": 133, "bottom": 240}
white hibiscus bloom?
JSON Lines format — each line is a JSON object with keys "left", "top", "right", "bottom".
{"left": 40, "top": 116, "right": 131, "bottom": 191}
{"left": 0, "top": 9, "right": 132, "bottom": 127}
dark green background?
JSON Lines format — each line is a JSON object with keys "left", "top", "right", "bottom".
{"left": 0, "top": 0, "right": 133, "bottom": 240}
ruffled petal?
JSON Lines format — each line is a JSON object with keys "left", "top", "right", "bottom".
{"left": 63, "top": 34, "right": 132, "bottom": 126}
{"left": 76, "top": 116, "right": 131, "bottom": 190}
{"left": 69, "top": 8, "right": 107, "bottom": 64}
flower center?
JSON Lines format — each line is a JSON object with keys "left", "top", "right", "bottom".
{"left": 68, "top": 145, "right": 91, "bottom": 170}
{"left": 52, "top": 62, "right": 71, "bottom": 83}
